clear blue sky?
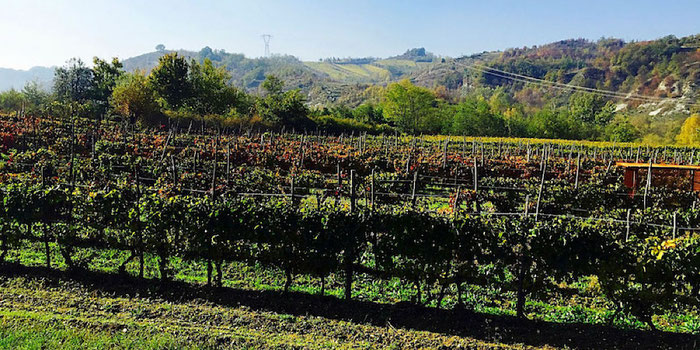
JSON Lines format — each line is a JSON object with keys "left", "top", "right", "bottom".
{"left": 0, "top": 0, "right": 698, "bottom": 70}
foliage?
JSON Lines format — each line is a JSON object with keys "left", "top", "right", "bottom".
{"left": 676, "top": 114, "right": 700, "bottom": 145}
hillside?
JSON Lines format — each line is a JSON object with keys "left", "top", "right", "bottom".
{"left": 1, "top": 35, "right": 699, "bottom": 113}
{"left": 410, "top": 36, "right": 700, "bottom": 115}
{"left": 0, "top": 66, "right": 54, "bottom": 91}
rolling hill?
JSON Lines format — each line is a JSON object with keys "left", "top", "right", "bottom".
{"left": 1, "top": 35, "right": 699, "bottom": 113}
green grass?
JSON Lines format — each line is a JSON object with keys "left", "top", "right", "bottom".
{"left": 0, "top": 313, "right": 203, "bottom": 350}
{"left": 0, "top": 275, "right": 533, "bottom": 350}
{"left": 1, "top": 241, "right": 698, "bottom": 349}
{"left": 5, "top": 240, "right": 699, "bottom": 335}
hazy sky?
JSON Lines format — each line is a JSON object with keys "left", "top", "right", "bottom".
{"left": 0, "top": 0, "right": 698, "bottom": 70}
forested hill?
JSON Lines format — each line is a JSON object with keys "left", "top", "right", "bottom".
{"left": 413, "top": 35, "right": 700, "bottom": 112}
{"left": 118, "top": 35, "right": 700, "bottom": 111}
{"left": 2, "top": 34, "right": 699, "bottom": 112}
{"left": 120, "top": 46, "right": 441, "bottom": 105}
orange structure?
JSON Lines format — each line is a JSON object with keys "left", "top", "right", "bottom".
{"left": 617, "top": 162, "right": 700, "bottom": 196}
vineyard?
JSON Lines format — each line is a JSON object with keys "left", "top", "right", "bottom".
{"left": 1, "top": 113, "right": 699, "bottom": 347}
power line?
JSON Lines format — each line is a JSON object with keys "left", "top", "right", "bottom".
{"left": 453, "top": 60, "right": 700, "bottom": 108}
{"left": 470, "top": 62, "right": 666, "bottom": 101}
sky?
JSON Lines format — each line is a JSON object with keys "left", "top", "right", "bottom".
{"left": 0, "top": 0, "right": 698, "bottom": 70}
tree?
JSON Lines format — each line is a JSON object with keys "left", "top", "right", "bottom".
{"left": 21, "top": 81, "right": 49, "bottom": 115}
{"left": 111, "top": 72, "right": 161, "bottom": 125}
{"left": 676, "top": 114, "right": 700, "bottom": 145}
{"left": 261, "top": 75, "right": 284, "bottom": 96}
{"left": 525, "top": 108, "right": 588, "bottom": 140}
{"left": 352, "top": 103, "right": 384, "bottom": 124}
{"left": 605, "top": 117, "right": 639, "bottom": 142}
{"left": 382, "top": 79, "right": 436, "bottom": 133}
{"left": 149, "top": 53, "right": 192, "bottom": 110}
{"left": 53, "top": 58, "right": 94, "bottom": 103}
{"left": 0, "top": 89, "right": 25, "bottom": 113}
{"left": 156, "top": 44, "right": 166, "bottom": 52}
{"left": 569, "top": 92, "right": 615, "bottom": 125}
{"left": 451, "top": 96, "right": 506, "bottom": 136}
{"left": 188, "top": 58, "right": 241, "bottom": 116}
{"left": 256, "top": 75, "right": 310, "bottom": 128}
{"left": 91, "top": 57, "right": 124, "bottom": 116}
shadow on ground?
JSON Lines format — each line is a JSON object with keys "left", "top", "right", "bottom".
{"left": 0, "top": 264, "right": 696, "bottom": 350}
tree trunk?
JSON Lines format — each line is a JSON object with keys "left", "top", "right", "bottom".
{"left": 435, "top": 284, "right": 447, "bottom": 309}
{"left": 139, "top": 251, "right": 144, "bottom": 278}
{"left": 0, "top": 235, "right": 7, "bottom": 264}
{"left": 158, "top": 251, "right": 169, "bottom": 282}
{"left": 516, "top": 258, "right": 528, "bottom": 319}
{"left": 344, "top": 254, "right": 353, "bottom": 300}
{"left": 60, "top": 246, "right": 74, "bottom": 270}
{"left": 456, "top": 278, "right": 463, "bottom": 308}
{"left": 284, "top": 266, "right": 292, "bottom": 294}
{"left": 207, "top": 257, "right": 213, "bottom": 286}
{"left": 215, "top": 259, "right": 223, "bottom": 287}
{"left": 118, "top": 251, "right": 136, "bottom": 274}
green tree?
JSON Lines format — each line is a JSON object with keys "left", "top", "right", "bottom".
{"left": 0, "top": 89, "right": 25, "bottom": 113}
{"left": 188, "top": 59, "right": 242, "bottom": 116}
{"left": 605, "top": 117, "right": 639, "bottom": 142}
{"left": 525, "top": 108, "right": 589, "bottom": 140}
{"left": 91, "top": 57, "right": 124, "bottom": 116}
{"left": 451, "top": 96, "right": 506, "bottom": 136}
{"left": 53, "top": 58, "right": 94, "bottom": 103}
{"left": 382, "top": 79, "right": 435, "bottom": 133}
{"left": 261, "top": 75, "right": 284, "bottom": 96}
{"left": 22, "top": 81, "right": 49, "bottom": 114}
{"left": 256, "top": 75, "right": 310, "bottom": 128}
{"left": 352, "top": 103, "right": 384, "bottom": 124}
{"left": 569, "top": 92, "right": 615, "bottom": 125}
{"left": 111, "top": 72, "right": 161, "bottom": 125}
{"left": 149, "top": 53, "right": 192, "bottom": 109}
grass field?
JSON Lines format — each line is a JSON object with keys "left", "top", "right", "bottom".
{"left": 0, "top": 242, "right": 697, "bottom": 349}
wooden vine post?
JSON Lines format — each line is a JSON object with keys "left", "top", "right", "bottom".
{"left": 574, "top": 151, "right": 581, "bottom": 190}
{"left": 625, "top": 209, "right": 631, "bottom": 241}
{"left": 411, "top": 171, "right": 419, "bottom": 209}
{"left": 344, "top": 170, "right": 356, "bottom": 300}
{"left": 643, "top": 154, "right": 654, "bottom": 210}
{"left": 535, "top": 147, "right": 548, "bottom": 222}
{"left": 370, "top": 168, "right": 376, "bottom": 213}
{"left": 516, "top": 195, "right": 531, "bottom": 319}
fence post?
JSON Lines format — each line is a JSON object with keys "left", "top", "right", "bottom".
{"left": 524, "top": 195, "right": 530, "bottom": 216}
{"left": 575, "top": 151, "right": 581, "bottom": 190}
{"left": 672, "top": 212, "right": 677, "bottom": 239}
{"left": 411, "top": 171, "right": 419, "bottom": 208}
{"left": 625, "top": 209, "right": 631, "bottom": 241}
{"left": 350, "top": 170, "right": 356, "bottom": 213}
{"left": 290, "top": 175, "right": 297, "bottom": 208}
{"left": 643, "top": 155, "right": 654, "bottom": 210}
{"left": 535, "top": 148, "right": 548, "bottom": 222}
{"left": 473, "top": 158, "right": 478, "bottom": 192}
{"left": 370, "top": 168, "right": 375, "bottom": 213}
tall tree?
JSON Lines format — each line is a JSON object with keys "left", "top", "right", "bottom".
{"left": 92, "top": 57, "right": 124, "bottom": 117}
{"left": 149, "top": 53, "right": 192, "bottom": 110}
{"left": 53, "top": 58, "right": 94, "bottom": 103}
{"left": 111, "top": 72, "right": 161, "bottom": 125}
{"left": 382, "top": 79, "right": 436, "bottom": 133}
{"left": 188, "top": 59, "right": 241, "bottom": 116}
